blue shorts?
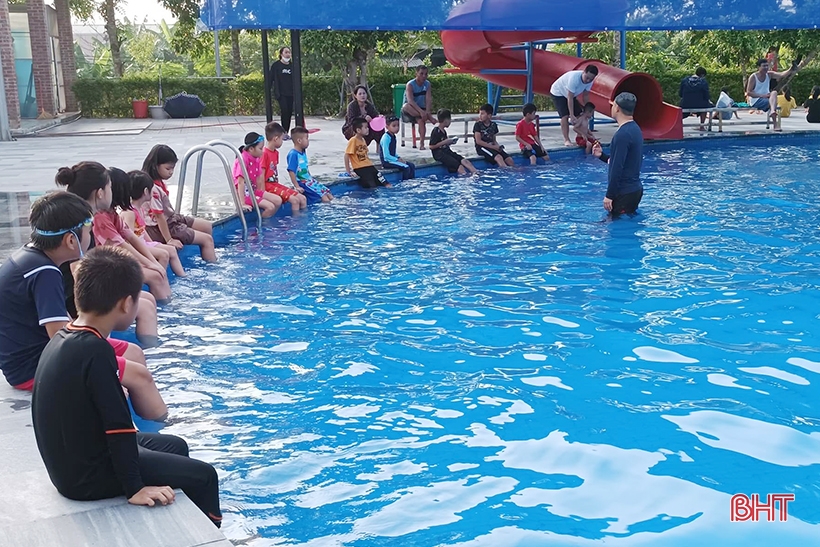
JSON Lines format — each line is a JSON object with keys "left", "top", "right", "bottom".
{"left": 299, "top": 180, "right": 331, "bottom": 201}
{"left": 750, "top": 97, "right": 770, "bottom": 111}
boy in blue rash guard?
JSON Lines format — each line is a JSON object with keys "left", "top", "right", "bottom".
{"left": 592, "top": 92, "right": 644, "bottom": 218}
{"left": 379, "top": 116, "right": 416, "bottom": 180}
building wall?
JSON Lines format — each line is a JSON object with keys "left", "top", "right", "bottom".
{"left": 0, "top": 0, "right": 21, "bottom": 128}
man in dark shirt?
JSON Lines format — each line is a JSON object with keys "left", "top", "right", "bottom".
{"left": 592, "top": 92, "right": 644, "bottom": 218}
{"left": 32, "top": 247, "right": 222, "bottom": 527}
{"left": 0, "top": 192, "right": 91, "bottom": 389}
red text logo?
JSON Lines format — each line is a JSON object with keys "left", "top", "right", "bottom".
{"left": 731, "top": 493, "right": 794, "bottom": 522}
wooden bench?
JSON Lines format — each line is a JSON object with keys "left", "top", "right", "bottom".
{"left": 682, "top": 106, "right": 781, "bottom": 132}
{"left": 400, "top": 113, "right": 542, "bottom": 148}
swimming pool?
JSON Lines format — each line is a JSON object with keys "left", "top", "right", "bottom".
{"left": 146, "top": 135, "right": 820, "bottom": 546}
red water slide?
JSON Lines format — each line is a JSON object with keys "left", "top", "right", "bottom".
{"left": 441, "top": 30, "right": 683, "bottom": 140}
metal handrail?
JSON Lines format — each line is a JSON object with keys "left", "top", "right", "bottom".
{"left": 202, "top": 139, "right": 262, "bottom": 233}
{"left": 175, "top": 145, "right": 248, "bottom": 240}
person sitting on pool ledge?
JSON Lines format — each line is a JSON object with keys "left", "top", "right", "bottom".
{"left": 32, "top": 246, "right": 223, "bottom": 527}
{"left": 592, "top": 92, "right": 643, "bottom": 218}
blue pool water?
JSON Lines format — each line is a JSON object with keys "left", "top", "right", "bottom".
{"left": 148, "top": 135, "right": 820, "bottom": 546}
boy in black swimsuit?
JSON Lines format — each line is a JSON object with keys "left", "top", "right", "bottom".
{"left": 473, "top": 103, "right": 515, "bottom": 168}
{"left": 32, "top": 246, "right": 222, "bottom": 527}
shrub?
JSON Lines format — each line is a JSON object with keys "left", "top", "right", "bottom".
{"left": 73, "top": 68, "right": 820, "bottom": 118}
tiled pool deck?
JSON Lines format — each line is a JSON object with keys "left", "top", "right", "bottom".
{"left": 0, "top": 109, "right": 818, "bottom": 546}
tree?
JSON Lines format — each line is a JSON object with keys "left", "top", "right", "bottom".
{"left": 230, "top": 30, "right": 242, "bottom": 76}
{"left": 378, "top": 31, "right": 441, "bottom": 73}
{"left": 99, "top": 0, "right": 123, "bottom": 77}
{"left": 303, "top": 30, "right": 397, "bottom": 109}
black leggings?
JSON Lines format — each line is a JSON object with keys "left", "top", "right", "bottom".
{"left": 354, "top": 165, "right": 389, "bottom": 188}
{"left": 137, "top": 433, "right": 222, "bottom": 527}
{"left": 278, "top": 95, "right": 294, "bottom": 132}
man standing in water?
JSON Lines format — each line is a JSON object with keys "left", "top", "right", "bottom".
{"left": 592, "top": 92, "right": 643, "bottom": 218}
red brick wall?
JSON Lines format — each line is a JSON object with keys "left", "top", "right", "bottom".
{"left": 26, "top": 0, "right": 56, "bottom": 116}
{"left": 53, "top": 0, "right": 76, "bottom": 112}
{"left": 0, "top": 0, "right": 21, "bottom": 127}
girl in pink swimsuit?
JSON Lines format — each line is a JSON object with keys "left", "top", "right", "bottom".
{"left": 112, "top": 168, "right": 187, "bottom": 277}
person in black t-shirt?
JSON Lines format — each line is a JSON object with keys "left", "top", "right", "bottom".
{"left": 32, "top": 247, "right": 222, "bottom": 527}
{"left": 270, "top": 47, "right": 295, "bottom": 132}
{"left": 473, "top": 104, "right": 515, "bottom": 168}
{"left": 429, "top": 109, "right": 477, "bottom": 175}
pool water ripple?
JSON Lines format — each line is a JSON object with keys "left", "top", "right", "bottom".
{"left": 144, "top": 138, "right": 820, "bottom": 546}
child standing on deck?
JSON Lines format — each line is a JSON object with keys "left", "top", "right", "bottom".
{"left": 142, "top": 145, "right": 217, "bottom": 262}
{"left": 287, "top": 127, "right": 334, "bottom": 203}
{"left": 234, "top": 132, "right": 283, "bottom": 218}
{"left": 573, "top": 103, "right": 598, "bottom": 154}
{"left": 379, "top": 115, "right": 416, "bottom": 181}
{"left": 429, "top": 109, "right": 477, "bottom": 175}
{"left": 474, "top": 104, "right": 515, "bottom": 168}
{"left": 516, "top": 103, "right": 549, "bottom": 165}
{"left": 262, "top": 122, "right": 307, "bottom": 212}
{"left": 345, "top": 118, "right": 392, "bottom": 189}
{"left": 116, "top": 170, "right": 186, "bottom": 278}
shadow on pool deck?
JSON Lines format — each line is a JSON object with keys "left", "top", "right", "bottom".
{"left": 0, "top": 382, "right": 231, "bottom": 547}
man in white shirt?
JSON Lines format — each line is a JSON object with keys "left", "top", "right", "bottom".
{"left": 550, "top": 65, "right": 599, "bottom": 146}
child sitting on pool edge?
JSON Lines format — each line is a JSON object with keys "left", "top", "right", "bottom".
{"left": 573, "top": 102, "right": 598, "bottom": 154}
{"left": 142, "top": 145, "right": 217, "bottom": 262}
{"left": 379, "top": 115, "right": 416, "bottom": 181}
{"left": 516, "top": 103, "right": 549, "bottom": 165}
{"left": 429, "top": 109, "right": 477, "bottom": 176}
{"left": 345, "top": 118, "right": 392, "bottom": 189}
{"left": 474, "top": 103, "right": 515, "bottom": 168}
{"left": 287, "top": 127, "right": 334, "bottom": 202}
{"left": 234, "top": 132, "right": 283, "bottom": 218}
{"left": 263, "top": 122, "right": 307, "bottom": 212}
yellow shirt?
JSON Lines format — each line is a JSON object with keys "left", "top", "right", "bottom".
{"left": 777, "top": 95, "right": 797, "bottom": 117}
{"left": 345, "top": 136, "right": 372, "bottom": 170}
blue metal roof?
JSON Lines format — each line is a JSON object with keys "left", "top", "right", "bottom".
{"left": 199, "top": 0, "right": 820, "bottom": 31}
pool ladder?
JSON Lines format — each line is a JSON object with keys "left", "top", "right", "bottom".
{"left": 175, "top": 140, "right": 262, "bottom": 240}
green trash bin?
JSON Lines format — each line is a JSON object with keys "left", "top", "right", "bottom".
{"left": 392, "top": 84, "right": 405, "bottom": 118}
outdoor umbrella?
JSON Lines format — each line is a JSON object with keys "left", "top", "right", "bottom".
{"left": 163, "top": 92, "right": 206, "bottom": 119}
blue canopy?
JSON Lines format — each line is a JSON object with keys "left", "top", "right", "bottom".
{"left": 199, "top": 0, "right": 820, "bottom": 31}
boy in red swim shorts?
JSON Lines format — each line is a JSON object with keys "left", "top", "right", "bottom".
{"left": 263, "top": 122, "right": 308, "bottom": 212}
{"left": 573, "top": 102, "right": 598, "bottom": 154}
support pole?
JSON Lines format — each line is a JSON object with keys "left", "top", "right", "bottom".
{"left": 620, "top": 31, "right": 627, "bottom": 69}
{"left": 214, "top": 31, "right": 221, "bottom": 77}
{"left": 290, "top": 29, "right": 305, "bottom": 128}
{"left": 525, "top": 42, "right": 534, "bottom": 104}
{"left": 0, "top": 49, "right": 11, "bottom": 141}
{"left": 576, "top": 42, "right": 583, "bottom": 57}
{"left": 262, "top": 30, "right": 273, "bottom": 123}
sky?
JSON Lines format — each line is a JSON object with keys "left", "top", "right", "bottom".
{"left": 85, "top": 0, "right": 178, "bottom": 25}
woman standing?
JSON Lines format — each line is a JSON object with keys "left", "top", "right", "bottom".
{"left": 342, "top": 85, "right": 383, "bottom": 149}
{"left": 270, "top": 47, "right": 294, "bottom": 132}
